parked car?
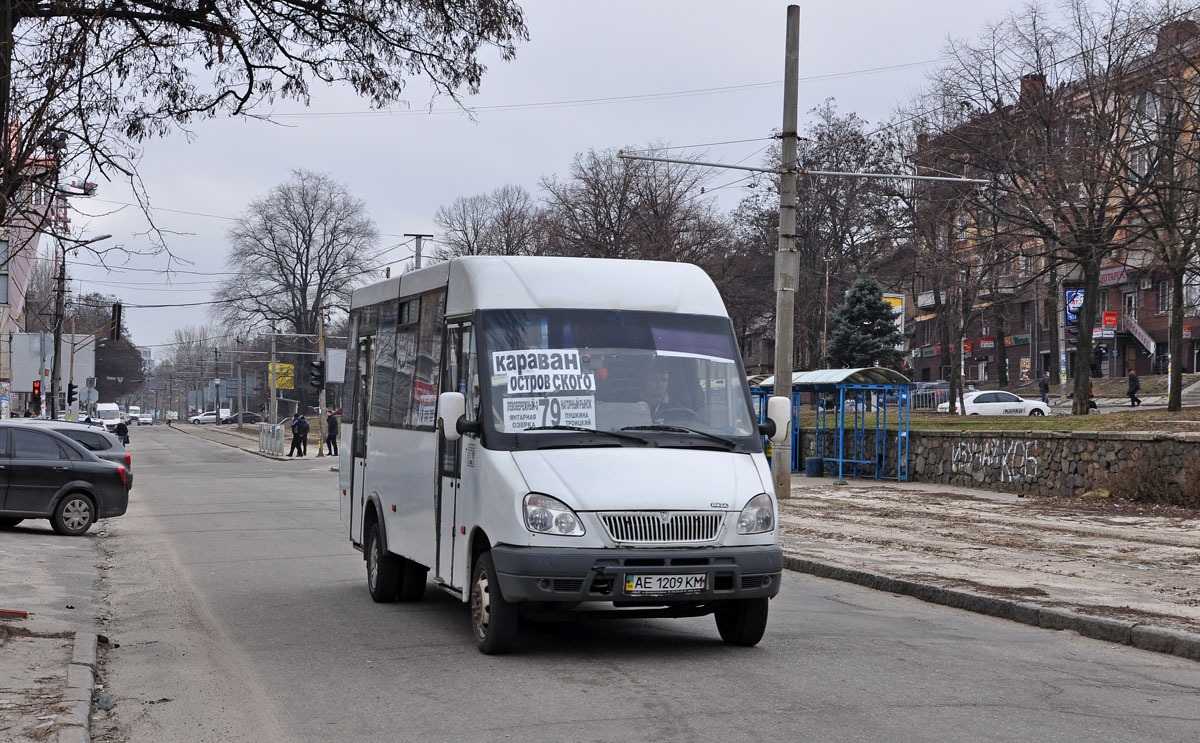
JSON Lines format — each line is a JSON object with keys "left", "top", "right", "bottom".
{"left": 12, "top": 419, "right": 133, "bottom": 489}
{"left": 221, "top": 411, "right": 261, "bottom": 424}
{"left": 189, "top": 411, "right": 219, "bottom": 424}
{"left": 138, "top": 413, "right": 153, "bottom": 425}
{"left": 0, "top": 422, "right": 129, "bottom": 536}
{"left": 912, "top": 381, "right": 978, "bottom": 410}
{"left": 937, "top": 390, "right": 1050, "bottom": 416}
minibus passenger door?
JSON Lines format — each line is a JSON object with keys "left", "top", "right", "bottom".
{"left": 437, "top": 324, "right": 475, "bottom": 585}
{"left": 349, "top": 336, "right": 373, "bottom": 545}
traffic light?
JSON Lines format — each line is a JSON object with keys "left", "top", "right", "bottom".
{"left": 111, "top": 302, "right": 123, "bottom": 342}
{"left": 31, "top": 380, "right": 41, "bottom": 413}
{"left": 67, "top": 383, "right": 78, "bottom": 405}
{"left": 310, "top": 360, "right": 325, "bottom": 389}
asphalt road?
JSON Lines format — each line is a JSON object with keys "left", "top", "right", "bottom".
{"left": 89, "top": 426, "right": 1200, "bottom": 743}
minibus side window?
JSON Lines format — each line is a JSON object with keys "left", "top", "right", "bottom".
{"left": 369, "top": 299, "right": 399, "bottom": 425}
{"left": 390, "top": 299, "right": 418, "bottom": 425}
{"left": 341, "top": 313, "right": 359, "bottom": 425}
{"left": 408, "top": 290, "right": 446, "bottom": 428}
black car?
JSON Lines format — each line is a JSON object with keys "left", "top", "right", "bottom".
{"left": 221, "top": 411, "right": 262, "bottom": 424}
{"left": 0, "top": 422, "right": 129, "bottom": 536}
{"left": 13, "top": 419, "right": 133, "bottom": 489}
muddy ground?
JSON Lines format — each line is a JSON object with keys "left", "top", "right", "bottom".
{"left": 779, "top": 479, "right": 1200, "bottom": 635}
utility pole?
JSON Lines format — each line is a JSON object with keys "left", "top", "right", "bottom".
{"left": 405, "top": 233, "right": 433, "bottom": 269}
{"left": 770, "top": 4, "right": 800, "bottom": 501}
{"left": 50, "top": 233, "right": 110, "bottom": 420}
{"left": 822, "top": 258, "right": 831, "bottom": 368}
{"left": 236, "top": 338, "right": 244, "bottom": 431}
{"left": 316, "top": 307, "right": 326, "bottom": 458}
{"left": 269, "top": 330, "right": 278, "bottom": 424}
{"left": 213, "top": 348, "right": 221, "bottom": 425}
{"left": 68, "top": 316, "right": 76, "bottom": 421}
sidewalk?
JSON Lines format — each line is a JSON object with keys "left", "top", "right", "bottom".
{"left": 778, "top": 477, "right": 1200, "bottom": 661}
{"left": 165, "top": 421, "right": 338, "bottom": 463}
{"left": 0, "top": 524, "right": 105, "bottom": 742}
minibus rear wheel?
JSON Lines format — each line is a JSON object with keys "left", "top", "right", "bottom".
{"left": 714, "top": 598, "right": 769, "bottom": 646}
{"left": 470, "top": 552, "right": 519, "bottom": 654}
{"left": 366, "top": 524, "right": 401, "bottom": 602}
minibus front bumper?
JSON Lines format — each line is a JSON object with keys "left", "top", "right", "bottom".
{"left": 490, "top": 544, "right": 783, "bottom": 604}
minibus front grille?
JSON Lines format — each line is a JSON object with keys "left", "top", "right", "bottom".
{"left": 599, "top": 512, "right": 723, "bottom": 544}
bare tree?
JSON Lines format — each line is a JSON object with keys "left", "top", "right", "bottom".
{"left": 432, "top": 184, "right": 541, "bottom": 259}
{"left": 1, "top": 1, "right": 528, "bottom": 260}
{"left": 214, "top": 170, "right": 383, "bottom": 400}
{"left": 1124, "top": 12, "right": 1200, "bottom": 410}
{"left": 730, "top": 104, "right": 907, "bottom": 371}
{"left": 919, "top": 0, "right": 1156, "bottom": 414}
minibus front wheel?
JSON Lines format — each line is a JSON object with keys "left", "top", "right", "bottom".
{"left": 714, "top": 597, "right": 769, "bottom": 646}
{"left": 471, "top": 551, "right": 519, "bottom": 655}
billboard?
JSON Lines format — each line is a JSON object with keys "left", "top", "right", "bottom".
{"left": 1065, "top": 289, "right": 1084, "bottom": 326}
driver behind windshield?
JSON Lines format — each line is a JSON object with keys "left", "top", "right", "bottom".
{"left": 640, "top": 359, "right": 673, "bottom": 422}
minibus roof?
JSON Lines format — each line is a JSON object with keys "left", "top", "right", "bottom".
{"left": 351, "top": 256, "right": 729, "bottom": 318}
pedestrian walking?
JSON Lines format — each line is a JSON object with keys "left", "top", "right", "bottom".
{"left": 288, "top": 413, "right": 308, "bottom": 457}
{"left": 1127, "top": 371, "right": 1141, "bottom": 407}
{"left": 325, "top": 410, "right": 339, "bottom": 456}
{"left": 114, "top": 419, "right": 130, "bottom": 445}
{"left": 1039, "top": 370, "right": 1051, "bottom": 404}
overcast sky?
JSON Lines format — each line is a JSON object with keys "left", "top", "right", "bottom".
{"left": 58, "top": 0, "right": 1040, "bottom": 352}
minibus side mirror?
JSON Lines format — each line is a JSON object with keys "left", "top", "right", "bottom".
{"left": 762, "top": 395, "right": 791, "bottom": 444}
{"left": 439, "top": 392, "right": 465, "bottom": 441}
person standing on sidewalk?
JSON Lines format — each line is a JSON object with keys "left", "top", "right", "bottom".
{"left": 288, "top": 413, "right": 307, "bottom": 457}
{"left": 1039, "top": 370, "right": 1051, "bottom": 404}
{"left": 1127, "top": 370, "right": 1141, "bottom": 407}
{"left": 325, "top": 410, "right": 339, "bottom": 456}
{"left": 114, "top": 418, "right": 129, "bottom": 445}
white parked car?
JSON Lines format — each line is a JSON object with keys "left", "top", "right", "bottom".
{"left": 938, "top": 390, "right": 1050, "bottom": 416}
{"left": 189, "top": 411, "right": 218, "bottom": 424}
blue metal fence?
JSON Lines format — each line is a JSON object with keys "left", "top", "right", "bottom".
{"left": 752, "top": 383, "right": 910, "bottom": 482}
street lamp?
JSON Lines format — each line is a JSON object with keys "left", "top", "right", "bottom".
{"left": 51, "top": 233, "right": 112, "bottom": 419}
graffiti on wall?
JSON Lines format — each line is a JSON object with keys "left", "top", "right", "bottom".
{"left": 951, "top": 438, "right": 1039, "bottom": 483}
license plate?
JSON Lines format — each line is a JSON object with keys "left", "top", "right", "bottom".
{"left": 624, "top": 573, "right": 707, "bottom": 595}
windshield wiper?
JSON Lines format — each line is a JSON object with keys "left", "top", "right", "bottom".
{"left": 523, "top": 425, "right": 648, "bottom": 444}
{"left": 620, "top": 424, "right": 738, "bottom": 449}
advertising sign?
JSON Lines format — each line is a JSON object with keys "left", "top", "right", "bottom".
{"left": 980, "top": 337, "right": 996, "bottom": 349}
{"left": 1092, "top": 327, "right": 1115, "bottom": 339}
{"left": 1005, "top": 334, "right": 1030, "bottom": 346}
{"left": 1065, "top": 289, "right": 1084, "bottom": 325}
{"left": 962, "top": 341, "right": 973, "bottom": 354}
{"left": 1102, "top": 311, "right": 1119, "bottom": 328}
{"left": 882, "top": 294, "right": 905, "bottom": 333}
{"left": 270, "top": 363, "right": 295, "bottom": 390}
{"left": 1099, "top": 267, "right": 1128, "bottom": 286}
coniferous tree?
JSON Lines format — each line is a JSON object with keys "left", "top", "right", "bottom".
{"left": 826, "top": 277, "right": 905, "bottom": 369}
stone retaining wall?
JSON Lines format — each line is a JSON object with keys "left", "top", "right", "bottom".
{"left": 802, "top": 428, "right": 1200, "bottom": 498}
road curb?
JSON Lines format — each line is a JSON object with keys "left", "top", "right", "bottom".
{"left": 58, "top": 631, "right": 96, "bottom": 743}
{"left": 782, "top": 555, "right": 1200, "bottom": 663}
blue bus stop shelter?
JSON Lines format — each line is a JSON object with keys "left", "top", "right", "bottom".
{"left": 753, "top": 367, "right": 912, "bottom": 482}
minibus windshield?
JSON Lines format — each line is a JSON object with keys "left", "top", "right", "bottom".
{"left": 479, "top": 309, "right": 760, "bottom": 451}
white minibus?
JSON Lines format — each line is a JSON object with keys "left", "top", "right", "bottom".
{"left": 339, "top": 256, "right": 790, "bottom": 653}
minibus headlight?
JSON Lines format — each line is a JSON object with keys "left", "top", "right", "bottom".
{"left": 736, "top": 493, "right": 775, "bottom": 535}
{"left": 523, "top": 493, "right": 586, "bottom": 537}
